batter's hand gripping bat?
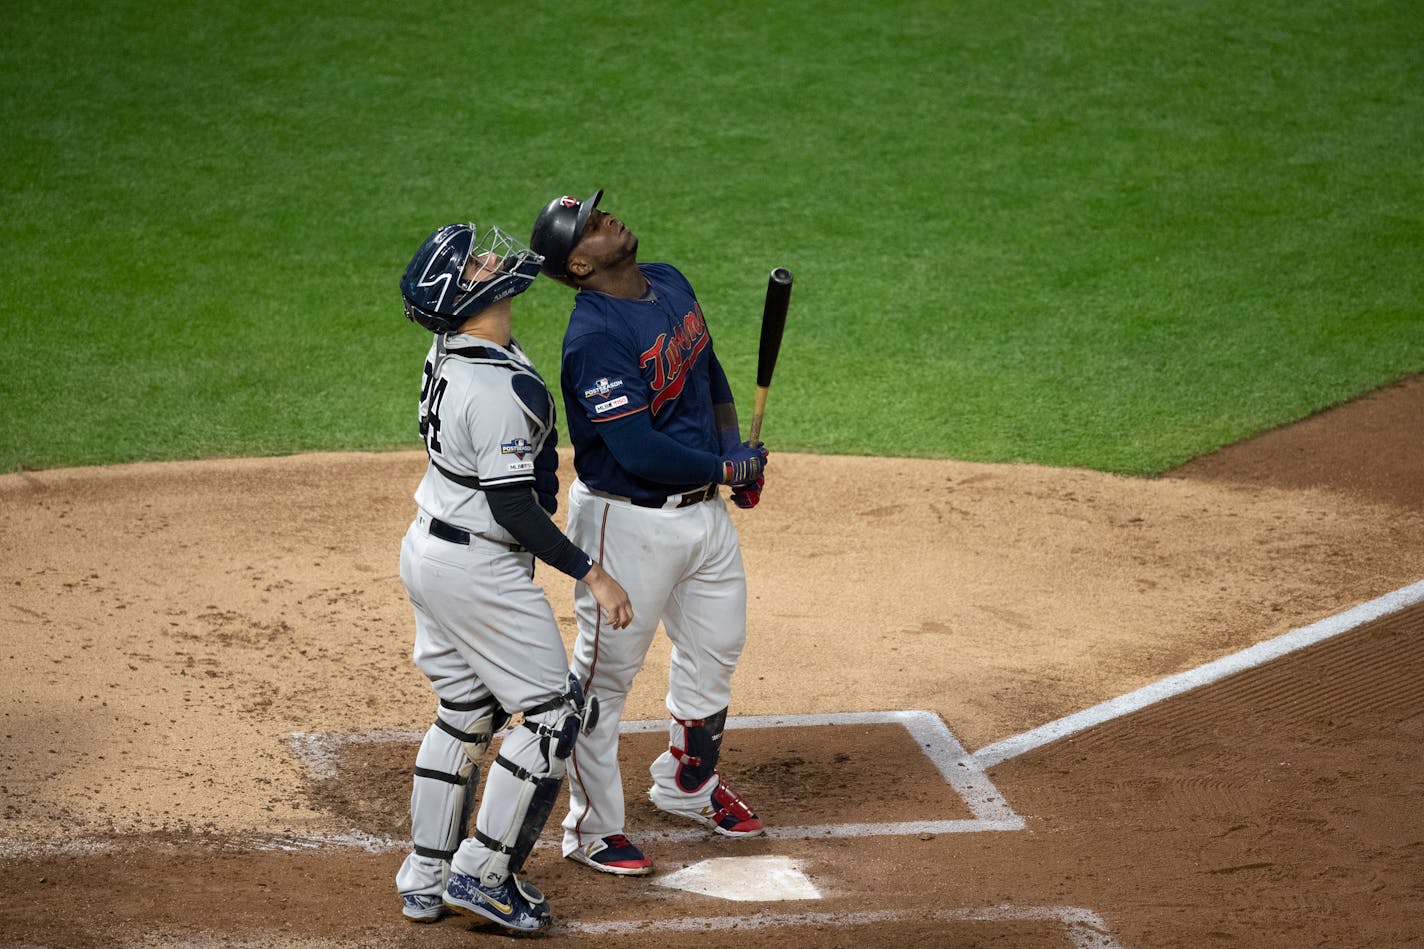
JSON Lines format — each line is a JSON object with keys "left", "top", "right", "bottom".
{"left": 748, "top": 267, "right": 793, "bottom": 443}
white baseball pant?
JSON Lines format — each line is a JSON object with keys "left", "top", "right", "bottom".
{"left": 559, "top": 479, "right": 748, "bottom": 854}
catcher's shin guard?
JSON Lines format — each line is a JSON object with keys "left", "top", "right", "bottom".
{"left": 472, "top": 676, "right": 597, "bottom": 887}
{"left": 474, "top": 747, "right": 563, "bottom": 887}
{"left": 409, "top": 698, "right": 502, "bottom": 872}
{"left": 668, "top": 707, "right": 728, "bottom": 792}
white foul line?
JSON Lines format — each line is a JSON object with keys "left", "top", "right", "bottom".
{"left": 974, "top": 579, "right": 1424, "bottom": 768}
{"left": 564, "top": 904, "right": 1125, "bottom": 949}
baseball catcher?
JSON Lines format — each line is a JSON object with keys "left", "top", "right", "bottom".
{"left": 392, "top": 221, "right": 633, "bottom": 932}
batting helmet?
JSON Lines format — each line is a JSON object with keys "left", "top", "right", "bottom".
{"left": 529, "top": 189, "right": 602, "bottom": 282}
{"left": 400, "top": 223, "right": 543, "bottom": 334}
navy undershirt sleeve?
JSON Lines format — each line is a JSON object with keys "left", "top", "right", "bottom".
{"left": 486, "top": 485, "right": 593, "bottom": 579}
{"left": 598, "top": 410, "right": 724, "bottom": 485}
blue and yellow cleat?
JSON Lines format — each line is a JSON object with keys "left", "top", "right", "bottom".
{"left": 443, "top": 872, "right": 552, "bottom": 934}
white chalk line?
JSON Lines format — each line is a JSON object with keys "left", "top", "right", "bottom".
{"left": 564, "top": 904, "right": 1125, "bottom": 949}
{"left": 15, "top": 577, "right": 1419, "bottom": 890}
{"left": 0, "top": 830, "right": 406, "bottom": 860}
{"left": 4, "top": 710, "right": 1017, "bottom": 859}
{"left": 287, "top": 708, "right": 1023, "bottom": 843}
{"left": 974, "top": 579, "right": 1424, "bottom": 767}
{"left": 626, "top": 709, "right": 1020, "bottom": 825}
{"left": 288, "top": 728, "right": 424, "bottom": 780}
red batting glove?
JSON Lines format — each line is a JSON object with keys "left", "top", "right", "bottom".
{"left": 730, "top": 475, "right": 765, "bottom": 509}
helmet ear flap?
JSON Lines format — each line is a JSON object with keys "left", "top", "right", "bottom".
{"left": 403, "top": 297, "right": 463, "bottom": 334}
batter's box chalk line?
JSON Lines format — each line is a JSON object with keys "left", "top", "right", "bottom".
{"left": 621, "top": 710, "right": 1023, "bottom": 840}
{"left": 565, "top": 904, "right": 1126, "bottom": 949}
{"left": 286, "top": 709, "right": 1023, "bottom": 851}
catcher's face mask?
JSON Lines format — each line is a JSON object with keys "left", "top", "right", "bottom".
{"left": 401, "top": 223, "right": 544, "bottom": 334}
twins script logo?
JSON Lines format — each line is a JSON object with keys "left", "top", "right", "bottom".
{"left": 639, "top": 303, "right": 709, "bottom": 415}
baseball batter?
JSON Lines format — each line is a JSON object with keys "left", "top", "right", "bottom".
{"left": 393, "top": 222, "right": 633, "bottom": 932}
{"left": 530, "top": 190, "right": 770, "bottom": 876}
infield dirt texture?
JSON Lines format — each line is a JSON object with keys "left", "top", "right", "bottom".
{"left": 1, "top": 376, "right": 1421, "bottom": 948}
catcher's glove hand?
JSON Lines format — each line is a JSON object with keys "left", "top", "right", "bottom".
{"left": 730, "top": 474, "right": 765, "bottom": 509}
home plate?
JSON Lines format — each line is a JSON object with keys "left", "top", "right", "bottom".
{"left": 656, "top": 855, "right": 821, "bottom": 902}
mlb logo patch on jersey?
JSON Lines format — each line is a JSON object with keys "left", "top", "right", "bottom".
{"left": 583, "top": 377, "right": 624, "bottom": 400}
{"left": 594, "top": 395, "right": 630, "bottom": 414}
{"left": 501, "top": 437, "right": 533, "bottom": 459}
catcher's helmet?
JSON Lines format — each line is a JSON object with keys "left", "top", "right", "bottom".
{"left": 400, "top": 223, "right": 543, "bottom": 334}
{"left": 529, "top": 189, "right": 602, "bottom": 281}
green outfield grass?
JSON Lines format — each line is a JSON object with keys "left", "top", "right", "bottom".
{"left": 2, "top": 0, "right": 1420, "bottom": 475}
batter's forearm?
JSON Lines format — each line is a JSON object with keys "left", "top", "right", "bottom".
{"left": 598, "top": 412, "right": 723, "bottom": 485}
{"left": 713, "top": 402, "right": 740, "bottom": 453}
{"left": 709, "top": 352, "right": 741, "bottom": 450}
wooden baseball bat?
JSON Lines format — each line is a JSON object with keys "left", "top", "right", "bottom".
{"left": 748, "top": 267, "right": 793, "bottom": 443}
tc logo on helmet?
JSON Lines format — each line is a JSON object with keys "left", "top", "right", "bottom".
{"left": 559, "top": 196, "right": 579, "bottom": 208}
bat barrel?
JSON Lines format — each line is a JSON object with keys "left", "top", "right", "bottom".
{"left": 755, "top": 267, "right": 793, "bottom": 392}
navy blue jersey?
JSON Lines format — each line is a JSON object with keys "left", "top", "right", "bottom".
{"left": 562, "top": 262, "right": 725, "bottom": 498}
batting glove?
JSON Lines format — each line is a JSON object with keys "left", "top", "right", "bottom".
{"left": 719, "top": 441, "right": 768, "bottom": 485}
{"left": 730, "top": 475, "right": 765, "bottom": 509}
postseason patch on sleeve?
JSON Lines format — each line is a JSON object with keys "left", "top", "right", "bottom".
{"left": 501, "top": 437, "right": 536, "bottom": 472}
{"left": 585, "top": 376, "right": 630, "bottom": 415}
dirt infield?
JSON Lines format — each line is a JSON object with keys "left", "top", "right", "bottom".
{"left": 2, "top": 376, "right": 1421, "bottom": 947}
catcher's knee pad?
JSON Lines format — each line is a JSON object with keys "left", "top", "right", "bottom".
{"left": 472, "top": 675, "right": 599, "bottom": 886}
{"left": 520, "top": 672, "right": 600, "bottom": 761}
{"left": 410, "top": 697, "right": 507, "bottom": 865}
{"left": 668, "top": 707, "right": 728, "bottom": 793}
